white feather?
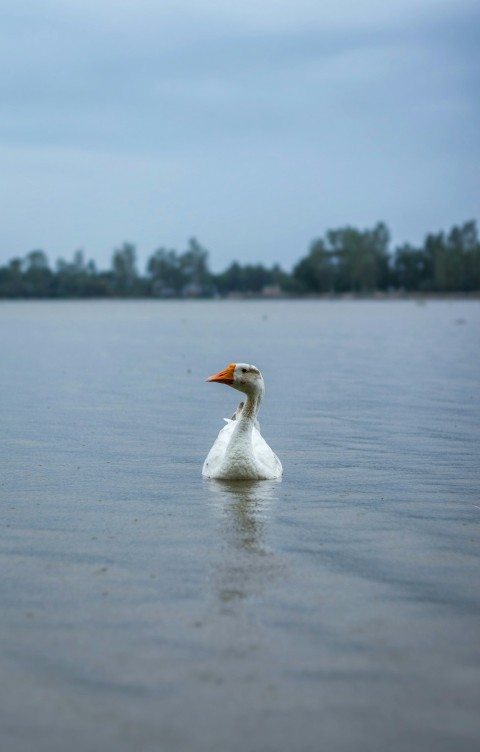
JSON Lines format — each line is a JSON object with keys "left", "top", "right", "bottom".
{"left": 202, "top": 363, "right": 283, "bottom": 481}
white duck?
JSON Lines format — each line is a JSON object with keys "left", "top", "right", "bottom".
{"left": 202, "top": 363, "right": 283, "bottom": 481}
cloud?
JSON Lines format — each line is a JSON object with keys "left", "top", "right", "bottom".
{"left": 0, "top": 0, "right": 479, "bottom": 268}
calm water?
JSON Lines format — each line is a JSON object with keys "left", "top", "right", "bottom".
{"left": 1, "top": 300, "right": 479, "bottom": 752}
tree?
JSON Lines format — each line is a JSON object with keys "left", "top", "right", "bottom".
{"left": 111, "top": 243, "right": 138, "bottom": 296}
{"left": 446, "top": 221, "right": 480, "bottom": 291}
{"left": 292, "top": 238, "right": 335, "bottom": 293}
{"left": 146, "top": 238, "right": 213, "bottom": 296}
{"left": 0, "top": 219, "right": 478, "bottom": 298}
{"left": 241, "top": 264, "right": 272, "bottom": 293}
{"left": 423, "top": 231, "right": 446, "bottom": 291}
{"left": 214, "top": 261, "right": 286, "bottom": 295}
{"left": 22, "top": 250, "right": 53, "bottom": 297}
{"left": 0, "top": 258, "right": 24, "bottom": 297}
{"left": 458, "top": 221, "right": 480, "bottom": 291}
{"left": 179, "top": 238, "right": 212, "bottom": 295}
{"left": 146, "top": 248, "right": 184, "bottom": 296}
{"left": 327, "top": 223, "right": 390, "bottom": 292}
{"left": 214, "top": 262, "right": 243, "bottom": 294}
{"left": 369, "top": 222, "right": 391, "bottom": 290}
{"left": 293, "top": 222, "right": 391, "bottom": 293}
{"left": 54, "top": 250, "right": 110, "bottom": 297}
{"left": 393, "top": 244, "right": 427, "bottom": 291}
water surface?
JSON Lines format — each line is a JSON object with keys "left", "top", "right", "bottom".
{"left": 1, "top": 300, "right": 479, "bottom": 752}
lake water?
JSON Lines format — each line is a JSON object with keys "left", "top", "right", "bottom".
{"left": 1, "top": 299, "right": 479, "bottom": 752}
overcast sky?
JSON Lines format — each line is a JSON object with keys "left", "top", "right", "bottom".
{"left": 1, "top": 0, "right": 479, "bottom": 271}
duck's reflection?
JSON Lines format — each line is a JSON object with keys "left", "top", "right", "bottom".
{"left": 206, "top": 480, "right": 282, "bottom": 612}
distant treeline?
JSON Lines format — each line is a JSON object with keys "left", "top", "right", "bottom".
{"left": 1, "top": 220, "right": 479, "bottom": 298}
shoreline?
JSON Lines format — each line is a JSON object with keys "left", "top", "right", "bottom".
{"left": 1, "top": 291, "right": 480, "bottom": 302}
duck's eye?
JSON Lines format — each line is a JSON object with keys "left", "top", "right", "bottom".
{"left": 241, "top": 368, "right": 247, "bottom": 373}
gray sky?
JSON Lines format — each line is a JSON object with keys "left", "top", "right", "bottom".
{"left": 1, "top": 0, "right": 479, "bottom": 272}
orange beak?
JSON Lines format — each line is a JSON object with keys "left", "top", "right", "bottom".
{"left": 206, "top": 363, "right": 236, "bottom": 384}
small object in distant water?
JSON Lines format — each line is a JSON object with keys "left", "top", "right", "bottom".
{"left": 455, "top": 318, "right": 466, "bottom": 325}
{"left": 202, "top": 363, "right": 282, "bottom": 481}
{"left": 230, "top": 402, "right": 244, "bottom": 420}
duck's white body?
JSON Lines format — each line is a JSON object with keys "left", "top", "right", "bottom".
{"left": 202, "top": 363, "right": 282, "bottom": 481}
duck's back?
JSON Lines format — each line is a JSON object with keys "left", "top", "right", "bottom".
{"left": 202, "top": 419, "right": 282, "bottom": 480}
{"left": 202, "top": 419, "right": 236, "bottom": 478}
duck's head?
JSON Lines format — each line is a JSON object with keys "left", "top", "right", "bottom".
{"left": 207, "top": 363, "right": 264, "bottom": 396}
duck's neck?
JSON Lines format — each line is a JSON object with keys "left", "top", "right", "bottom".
{"left": 233, "top": 389, "right": 262, "bottom": 436}
{"left": 222, "top": 387, "right": 264, "bottom": 475}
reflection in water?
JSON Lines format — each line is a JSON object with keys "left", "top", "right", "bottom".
{"left": 206, "top": 480, "right": 283, "bottom": 611}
